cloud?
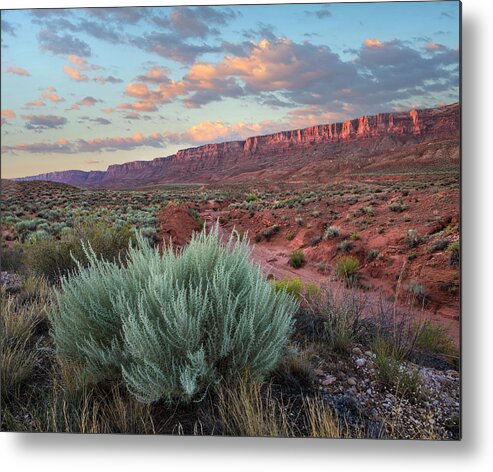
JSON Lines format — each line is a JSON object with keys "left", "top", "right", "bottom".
{"left": 135, "top": 66, "right": 172, "bottom": 84}
{"left": 24, "top": 99, "right": 46, "bottom": 108}
{"left": 117, "top": 101, "right": 159, "bottom": 113}
{"left": 64, "top": 65, "right": 88, "bottom": 82}
{"left": 38, "top": 29, "right": 91, "bottom": 56}
{"left": 101, "top": 108, "right": 115, "bottom": 114}
{"left": 93, "top": 75, "right": 123, "bottom": 85}
{"left": 77, "top": 96, "right": 101, "bottom": 107}
{"left": 424, "top": 42, "right": 447, "bottom": 52}
{"left": 79, "top": 116, "right": 112, "bottom": 125}
{"left": 132, "top": 32, "right": 219, "bottom": 64}
{"left": 167, "top": 119, "right": 284, "bottom": 145}
{"left": 22, "top": 114, "right": 67, "bottom": 130}
{"left": 6, "top": 66, "right": 31, "bottom": 76}
{"left": 40, "top": 92, "right": 64, "bottom": 102}
{"left": 1, "top": 19, "right": 16, "bottom": 36}
{"left": 363, "top": 38, "right": 384, "bottom": 48}
{"left": 67, "top": 55, "right": 101, "bottom": 70}
{"left": 84, "top": 7, "right": 149, "bottom": 25}
{"left": 152, "top": 6, "right": 236, "bottom": 39}
{"left": 304, "top": 8, "right": 332, "bottom": 19}
{"left": 1, "top": 138, "right": 75, "bottom": 154}
{"left": 2, "top": 132, "right": 166, "bottom": 155}
{"left": 1, "top": 109, "right": 16, "bottom": 119}
{"left": 76, "top": 18, "right": 123, "bottom": 43}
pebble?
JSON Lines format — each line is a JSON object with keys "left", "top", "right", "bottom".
{"left": 322, "top": 375, "right": 337, "bottom": 386}
{"left": 347, "top": 377, "right": 357, "bottom": 386}
{"left": 352, "top": 347, "right": 363, "bottom": 355}
{"left": 355, "top": 358, "right": 366, "bottom": 367}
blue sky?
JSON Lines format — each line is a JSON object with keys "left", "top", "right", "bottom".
{"left": 1, "top": 1, "right": 460, "bottom": 178}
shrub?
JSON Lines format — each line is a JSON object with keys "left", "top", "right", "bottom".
{"left": 337, "top": 240, "right": 353, "bottom": 253}
{"left": 427, "top": 239, "right": 449, "bottom": 253}
{"left": 367, "top": 249, "right": 379, "bottom": 261}
{"left": 309, "top": 235, "right": 322, "bottom": 246}
{"left": 51, "top": 226, "right": 297, "bottom": 404}
{"left": 405, "top": 229, "right": 421, "bottom": 248}
{"left": 389, "top": 201, "right": 406, "bottom": 213}
{"left": 26, "top": 221, "right": 134, "bottom": 282}
{"left": 245, "top": 193, "right": 257, "bottom": 202}
{"left": 295, "top": 217, "right": 304, "bottom": 227}
{"left": 289, "top": 249, "right": 306, "bottom": 269}
{"left": 335, "top": 256, "right": 359, "bottom": 283}
{"left": 262, "top": 224, "right": 280, "bottom": 240}
{"left": 407, "top": 280, "right": 426, "bottom": 303}
{"left": 448, "top": 240, "right": 460, "bottom": 266}
{"left": 323, "top": 226, "right": 340, "bottom": 240}
{"left": 273, "top": 277, "right": 304, "bottom": 298}
{"left": 0, "top": 244, "right": 25, "bottom": 272}
{"left": 350, "top": 232, "right": 361, "bottom": 241}
{"left": 308, "top": 288, "right": 363, "bottom": 353}
{"left": 285, "top": 231, "right": 295, "bottom": 241}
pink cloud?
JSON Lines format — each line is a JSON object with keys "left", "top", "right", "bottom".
{"left": 63, "top": 65, "right": 88, "bottom": 82}
{"left": 7, "top": 66, "right": 31, "bottom": 76}
{"left": 363, "top": 38, "right": 384, "bottom": 48}
{"left": 1, "top": 109, "right": 16, "bottom": 119}
{"left": 24, "top": 99, "right": 46, "bottom": 108}
{"left": 40, "top": 92, "right": 64, "bottom": 102}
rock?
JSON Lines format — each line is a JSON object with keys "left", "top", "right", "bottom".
{"left": 352, "top": 347, "right": 363, "bottom": 355}
{"left": 313, "top": 368, "right": 325, "bottom": 376}
{"left": 322, "top": 375, "right": 337, "bottom": 386}
{"left": 347, "top": 377, "right": 357, "bottom": 386}
{"left": 364, "top": 351, "right": 374, "bottom": 357}
{"left": 355, "top": 358, "right": 366, "bottom": 367}
{"left": 0, "top": 271, "right": 22, "bottom": 293}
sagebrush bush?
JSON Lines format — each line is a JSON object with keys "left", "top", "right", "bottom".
{"left": 51, "top": 225, "right": 297, "bottom": 404}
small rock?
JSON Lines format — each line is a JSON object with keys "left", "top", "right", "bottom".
{"left": 313, "top": 368, "right": 325, "bottom": 376}
{"left": 352, "top": 347, "right": 362, "bottom": 355}
{"left": 364, "top": 351, "right": 373, "bottom": 357}
{"left": 322, "top": 375, "right": 337, "bottom": 386}
{"left": 355, "top": 358, "right": 366, "bottom": 367}
{"left": 347, "top": 377, "right": 357, "bottom": 386}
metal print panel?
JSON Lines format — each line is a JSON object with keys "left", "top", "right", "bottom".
{"left": 0, "top": 1, "right": 461, "bottom": 439}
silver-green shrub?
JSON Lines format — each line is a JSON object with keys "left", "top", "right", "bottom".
{"left": 51, "top": 225, "right": 297, "bottom": 403}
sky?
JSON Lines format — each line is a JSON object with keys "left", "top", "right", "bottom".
{"left": 1, "top": 1, "right": 460, "bottom": 178}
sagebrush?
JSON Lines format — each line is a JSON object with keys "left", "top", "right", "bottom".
{"left": 51, "top": 225, "right": 297, "bottom": 404}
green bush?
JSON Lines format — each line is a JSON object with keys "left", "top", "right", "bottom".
{"left": 26, "top": 221, "right": 134, "bottom": 282}
{"left": 245, "top": 193, "right": 258, "bottom": 202}
{"left": 448, "top": 240, "right": 460, "bottom": 266}
{"left": 289, "top": 249, "right": 306, "bottom": 269}
{"left": 51, "top": 225, "right": 297, "bottom": 404}
{"left": 335, "top": 256, "right": 359, "bottom": 282}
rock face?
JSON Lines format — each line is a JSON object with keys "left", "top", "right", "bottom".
{"left": 15, "top": 102, "right": 459, "bottom": 188}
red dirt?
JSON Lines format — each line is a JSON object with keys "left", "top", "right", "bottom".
{"left": 156, "top": 202, "right": 202, "bottom": 248}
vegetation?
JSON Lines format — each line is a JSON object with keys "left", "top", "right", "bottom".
{"left": 448, "top": 240, "right": 460, "bottom": 266}
{"left": 335, "top": 256, "right": 359, "bottom": 283}
{"left": 288, "top": 249, "right": 306, "bottom": 268}
{"left": 51, "top": 226, "right": 297, "bottom": 404}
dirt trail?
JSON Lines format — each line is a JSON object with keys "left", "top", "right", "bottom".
{"left": 202, "top": 209, "right": 459, "bottom": 345}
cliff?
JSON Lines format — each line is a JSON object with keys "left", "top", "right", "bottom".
{"left": 15, "top": 102, "right": 459, "bottom": 188}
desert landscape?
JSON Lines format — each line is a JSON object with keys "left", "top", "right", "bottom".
{"left": 1, "top": 102, "right": 460, "bottom": 438}
{"left": 1, "top": 3, "right": 461, "bottom": 439}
